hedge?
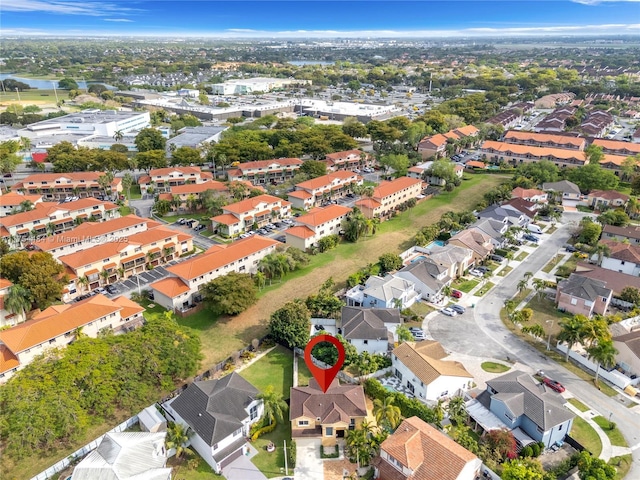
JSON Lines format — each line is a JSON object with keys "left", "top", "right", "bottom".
{"left": 251, "top": 421, "right": 277, "bottom": 441}
{"left": 320, "top": 444, "right": 339, "bottom": 458}
{"left": 363, "top": 378, "right": 439, "bottom": 427}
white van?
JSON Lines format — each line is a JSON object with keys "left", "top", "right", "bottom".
{"left": 527, "top": 224, "right": 542, "bottom": 235}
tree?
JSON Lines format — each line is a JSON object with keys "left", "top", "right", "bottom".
{"left": 379, "top": 153, "right": 409, "bottom": 178}
{"left": 424, "top": 160, "right": 458, "bottom": 185}
{"left": 344, "top": 422, "right": 381, "bottom": 468}
{"left": 136, "top": 150, "right": 167, "bottom": 172}
{"left": 154, "top": 199, "right": 171, "bottom": 216}
{"left": 483, "top": 429, "right": 517, "bottom": 462}
{"left": 577, "top": 219, "right": 602, "bottom": 246}
{"left": 395, "top": 325, "right": 414, "bottom": 343}
{"left": 558, "top": 315, "right": 588, "bottom": 362}
{"left": 577, "top": 451, "right": 616, "bottom": 480}
{"left": 0, "top": 141, "right": 22, "bottom": 176}
{"left": 597, "top": 210, "right": 630, "bottom": 227}
{"left": 121, "top": 172, "right": 134, "bottom": 201}
{"left": 269, "top": 300, "right": 311, "bottom": 349}
{"left": 4, "top": 284, "right": 32, "bottom": 321}
{"left": 343, "top": 208, "right": 371, "bottom": 242}
{"left": 257, "top": 385, "right": 288, "bottom": 426}
{"left": 594, "top": 242, "right": 612, "bottom": 266}
{"left": 567, "top": 163, "right": 619, "bottom": 193}
{"left": 378, "top": 253, "right": 402, "bottom": 275}
{"left": 57, "top": 78, "right": 79, "bottom": 90}
{"left": 170, "top": 146, "right": 202, "bottom": 166}
{"left": 586, "top": 339, "right": 618, "bottom": 382}
{"left": 620, "top": 286, "right": 640, "bottom": 306}
{"left": 200, "top": 272, "right": 258, "bottom": 316}
{"left": 584, "top": 144, "right": 605, "bottom": 165}
{"left": 447, "top": 396, "right": 467, "bottom": 425}
{"left": 88, "top": 83, "right": 108, "bottom": 95}
{"left": 373, "top": 396, "right": 401, "bottom": 431}
{"left": 532, "top": 278, "right": 547, "bottom": 299}
{"left": 113, "top": 129, "right": 124, "bottom": 143}
{"left": 515, "top": 160, "right": 559, "bottom": 185}
{"left": 166, "top": 422, "right": 194, "bottom": 460}
{"left": 300, "top": 160, "right": 327, "bottom": 178}
{"left": 452, "top": 427, "right": 478, "bottom": 454}
{"left": 501, "top": 458, "right": 545, "bottom": 480}
{"left": 135, "top": 128, "right": 166, "bottom": 152}
{"left": 0, "top": 251, "right": 65, "bottom": 309}
{"left": 97, "top": 172, "right": 114, "bottom": 198}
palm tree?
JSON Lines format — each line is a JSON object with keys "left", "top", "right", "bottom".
{"left": 257, "top": 385, "right": 287, "bottom": 426}
{"left": 373, "top": 396, "right": 401, "bottom": 431}
{"left": 166, "top": 422, "right": 194, "bottom": 460}
{"left": 77, "top": 276, "right": 89, "bottom": 294}
{"left": 19, "top": 200, "right": 33, "bottom": 212}
{"left": 523, "top": 271, "right": 533, "bottom": 281}
{"left": 121, "top": 172, "right": 133, "bottom": 202}
{"left": 558, "top": 314, "right": 587, "bottom": 362}
{"left": 113, "top": 130, "right": 124, "bottom": 142}
{"left": 517, "top": 279, "right": 528, "bottom": 293}
{"left": 97, "top": 172, "right": 114, "bottom": 199}
{"left": 586, "top": 339, "right": 618, "bottom": 382}
{"left": 594, "top": 242, "right": 611, "bottom": 266}
{"left": 254, "top": 271, "right": 266, "bottom": 290}
{"left": 503, "top": 299, "right": 516, "bottom": 320}
{"left": 532, "top": 278, "right": 547, "bottom": 299}
{"left": 100, "top": 269, "right": 110, "bottom": 286}
{"left": 4, "top": 284, "right": 32, "bottom": 322}
{"left": 447, "top": 396, "right": 467, "bottom": 425}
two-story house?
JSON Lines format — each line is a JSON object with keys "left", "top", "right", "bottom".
{"left": 324, "top": 149, "right": 368, "bottom": 172}
{"left": 285, "top": 204, "right": 351, "bottom": 251}
{"left": 345, "top": 275, "right": 419, "bottom": 310}
{"left": 417, "top": 125, "right": 479, "bottom": 160}
{"left": 0, "top": 192, "right": 44, "bottom": 217}
{"left": 425, "top": 244, "right": 475, "bottom": 279}
{"left": 354, "top": 177, "right": 423, "bottom": 219}
{"left": 150, "top": 236, "right": 278, "bottom": 311}
{"left": 287, "top": 171, "right": 362, "bottom": 209}
{"left": 556, "top": 273, "right": 612, "bottom": 317}
{"left": 163, "top": 373, "right": 263, "bottom": 474}
{"left": 448, "top": 229, "right": 493, "bottom": 264}
{"left": 340, "top": 306, "right": 402, "bottom": 354}
{"left": 602, "top": 224, "right": 640, "bottom": 245}
{"left": 394, "top": 258, "right": 451, "bottom": 303}
{"left": 467, "top": 370, "right": 575, "bottom": 449}
{"left": 599, "top": 240, "right": 640, "bottom": 276}
{"left": 13, "top": 172, "right": 123, "bottom": 201}
{"left": 542, "top": 180, "right": 583, "bottom": 208}
{"left": 391, "top": 341, "right": 473, "bottom": 402}
{"left": 290, "top": 378, "right": 367, "bottom": 447}
{"left": 586, "top": 190, "right": 629, "bottom": 210}
{"left": 511, "top": 187, "right": 548, "bottom": 204}
{"left": 226, "top": 158, "right": 303, "bottom": 186}
{"left": 138, "top": 166, "right": 213, "bottom": 195}
{"left": 374, "top": 416, "right": 481, "bottom": 480}
{"left": 470, "top": 218, "right": 511, "bottom": 249}
{"left": 407, "top": 161, "right": 463, "bottom": 186}
{"left": 211, "top": 194, "right": 291, "bottom": 237}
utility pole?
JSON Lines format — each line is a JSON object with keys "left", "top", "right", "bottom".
{"left": 15, "top": 87, "right": 21, "bottom": 102}
{"left": 52, "top": 81, "right": 59, "bottom": 104}
{"left": 283, "top": 440, "right": 288, "bottom": 475}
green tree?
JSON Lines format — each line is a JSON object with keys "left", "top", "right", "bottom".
{"left": 515, "top": 160, "right": 559, "bottom": 185}
{"left": 567, "top": 163, "right": 619, "bottom": 193}
{"left": 121, "top": 172, "right": 134, "bottom": 201}
{"left": 501, "top": 458, "right": 545, "bottom": 480}
{"left": 0, "top": 141, "right": 23, "bottom": 176}
{"left": 166, "top": 422, "right": 194, "bottom": 460}
{"left": 0, "top": 251, "right": 65, "bottom": 309}
{"left": 154, "top": 199, "right": 172, "bottom": 216}
{"left": 584, "top": 144, "right": 605, "bottom": 164}
{"left": 170, "top": 146, "right": 202, "bottom": 166}
{"left": 447, "top": 396, "right": 467, "bottom": 425}
{"left": 257, "top": 385, "right": 288, "bottom": 426}
{"left": 373, "top": 396, "right": 402, "bottom": 431}
{"left": 620, "top": 286, "right": 640, "bottom": 306}
{"left": 343, "top": 207, "right": 371, "bottom": 242}
{"left": 452, "top": 427, "right": 479, "bottom": 454}
{"left": 379, "top": 153, "right": 409, "bottom": 178}
{"left": 300, "top": 159, "right": 327, "bottom": 178}
{"left": 135, "top": 128, "right": 166, "bottom": 152}
{"left": 378, "top": 253, "right": 403, "bottom": 275}
{"left": 576, "top": 451, "right": 616, "bottom": 480}
{"left": 586, "top": 339, "right": 618, "bottom": 382}
{"left": 57, "top": 78, "right": 79, "bottom": 90}
{"left": 97, "top": 171, "right": 115, "bottom": 198}
{"left": 200, "top": 272, "right": 258, "bottom": 316}
{"left": 597, "top": 210, "right": 630, "bottom": 227}
{"left": 395, "top": 325, "right": 414, "bottom": 343}
{"left": 136, "top": 149, "right": 167, "bottom": 172}
{"left": 4, "top": 284, "right": 32, "bottom": 321}
{"left": 577, "top": 219, "right": 602, "bottom": 246}
{"left": 269, "top": 300, "right": 311, "bottom": 349}
{"left": 558, "top": 315, "right": 588, "bottom": 362}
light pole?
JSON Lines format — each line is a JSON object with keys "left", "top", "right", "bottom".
{"left": 51, "top": 81, "right": 59, "bottom": 104}
{"left": 15, "top": 87, "right": 21, "bottom": 102}
{"left": 546, "top": 319, "right": 554, "bottom": 351}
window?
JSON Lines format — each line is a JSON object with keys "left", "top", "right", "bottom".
{"left": 213, "top": 443, "right": 218, "bottom": 450}
{"left": 250, "top": 405, "right": 258, "bottom": 421}
{"left": 363, "top": 340, "right": 368, "bottom": 345}
{"left": 395, "top": 369, "right": 402, "bottom": 381}
{"left": 325, "top": 427, "right": 333, "bottom": 436}
{"left": 570, "top": 298, "right": 578, "bottom": 306}
{"left": 298, "top": 420, "right": 309, "bottom": 426}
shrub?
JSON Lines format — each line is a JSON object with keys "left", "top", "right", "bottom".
{"left": 520, "top": 445, "right": 533, "bottom": 457}
{"left": 530, "top": 442, "right": 540, "bottom": 457}
{"left": 251, "top": 421, "right": 277, "bottom": 441}
{"left": 288, "top": 439, "right": 297, "bottom": 468}
{"left": 363, "top": 378, "right": 438, "bottom": 426}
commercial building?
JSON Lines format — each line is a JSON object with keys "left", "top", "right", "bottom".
{"left": 210, "top": 77, "right": 309, "bottom": 95}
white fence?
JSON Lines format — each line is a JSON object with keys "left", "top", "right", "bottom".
{"left": 30, "top": 414, "right": 140, "bottom": 480}
{"left": 556, "top": 343, "right": 633, "bottom": 389}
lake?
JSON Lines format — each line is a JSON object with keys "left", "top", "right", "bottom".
{"left": 0, "top": 74, "right": 117, "bottom": 90}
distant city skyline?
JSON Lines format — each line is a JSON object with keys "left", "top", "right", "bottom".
{"left": 1, "top": 0, "right": 640, "bottom": 37}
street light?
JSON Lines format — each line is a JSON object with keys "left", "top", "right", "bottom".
{"left": 546, "top": 319, "right": 554, "bottom": 351}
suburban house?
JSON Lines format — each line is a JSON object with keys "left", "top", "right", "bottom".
{"left": 502, "top": 198, "right": 539, "bottom": 221}
{"left": 13, "top": 172, "right": 123, "bottom": 201}
{"left": 477, "top": 204, "right": 529, "bottom": 229}
{"left": 0, "top": 279, "right": 26, "bottom": 328}
{"left": 287, "top": 171, "right": 362, "bottom": 209}
{"left": 340, "top": 306, "right": 402, "bottom": 354}
{"left": 407, "top": 161, "right": 463, "bottom": 185}
{"left": 602, "top": 224, "right": 640, "bottom": 244}
{"left": 467, "top": 370, "right": 575, "bottom": 448}
{"left": 599, "top": 239, "right": 640, "bottom": 276}
{"left": 354, "top": 177, "right": 423, "bottom": 219}
{"left": 469, "top": 218, "right": 511, "bottom": 248}
{"left": 226, "top": 158, "right": 303, "bottom": 186}
{"left": 391, "top": 341, "right": 473, "bottom": 402}
{"left": 394, "top": 258, "right": 452, "bottom": 303}
{"left": 290, "top": 378, "right": 368, "bottom": 446}
{"left": 0, "top": 294, "right": 144, "bottom": 382}
{"left": 592, "top": 139, "right": 640, "bottom": 157}
{"left": 480, "top": 141, "right": 588, "bottom": 169}
{"left": 511, "top": 187, "right": 548, "bottom": 204}
{"left": 612, "top": 330, "right": 640, "bottom": 379}
{"left": 150, "top": 236, "right": 278, "bottom": 311}
{"left": 503, "top": 130, "right": 586, "bottom": 151}
{"left": 417, "top": 125, "right": 479, "bottom": 160}
{"left": 163, "top": 372, "right": 263, "bottom": 474}
{"left": 585, "top": 190, "right": 629, "bottom": 210}
{"left": 0, "top": 197, "right": 120, "bottom": 249}
{"left": 211, "top": 194, "right": 291, "bottom": 237}
{"left": 424, "top": 244, "right": 475, "bottom": 279}
{"left": 374, "top": 416, "right": 481, "bottom": 480}
{"left": 324, "top": 149, "right": 368, "bottom": 171}
{"left": 72, "top": 432, "right": 171, "bottom": 480}
{"left": 556, "top": 273, "right": 613, "bottom": 317}
{"left": 572, "top": 262, "right": 640, "bottom": 297}
{"left": 345, "top": 275, "right": 419, "bottom": 310}
{"left": 448, "top": 229, "right": 493, "bottom": 263}
{"left": 285, "top": 204, "right": 351, "bottom": 251}
{"left": 138, "top": 166, "right": 214, "bottom": 195}
{"left": 542, "top": 180, "right": 582, "bottom": 209}
{"left": 0, "top": 191, "right": 43, "bottom": 217}
{"left": 157, "top": 180, "right": 229, "bottom": 211}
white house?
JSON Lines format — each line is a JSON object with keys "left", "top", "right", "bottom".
{"left": 340, "top": 306, "right": 402, "bottom": 354}
{"left": 345, "top": 275, "right": 419, "bottom": 310}
{"left": 600, "top": 240, "right": 640, "bottom": 276}
{"left": 391, "top": 341, "right": 473, "bottom": 402}
{"left": 394, "top": 258, "right": 451, "bottom": 303}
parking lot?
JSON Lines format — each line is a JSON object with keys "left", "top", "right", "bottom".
{"left": 102, "top": 264, "right": 174, "bottom": 299}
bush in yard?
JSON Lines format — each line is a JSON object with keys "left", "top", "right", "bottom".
{"left": 530, "top": 442, "right": 540, "bottom": 457}
{"left": 363, "top": 378, "right": 438, "bottom": 426}
{"left": 378, "top": 253, "right": 403, "bottom": 275}
{"left": 288, "top": 439, "right": 297, "bottom": 468}
{"left": 268, "top": 300, "right": 311, "bottom": 349}
{"left": 520, "top": 445, "right": 533, "bottom": 458}
{"left": 251, "top": 421, "right": 277, "bottom": 441}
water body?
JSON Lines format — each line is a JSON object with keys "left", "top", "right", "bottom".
{"left": 288, "top": 61, "right": 335, "bottom": 66}
{"left": 0, "top": 74, "right": 117, "bottom": 90}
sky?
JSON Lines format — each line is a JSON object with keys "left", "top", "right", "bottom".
{"left": 1, "top": 0, "right": 639, "bottom": 38}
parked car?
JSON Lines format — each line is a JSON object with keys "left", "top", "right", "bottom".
{"left": 564, "top": 244, "right": 577, "bottom": 253}
{"left": 469, "top": 269, "right": 484, "bottom": 277}
{"left": 441, "top": 307, "right": 458, "bottom": 317}
{"left": 147, "top": 291, "right": 155, "bottom": 300}
{"left": 105, "top": 285, "right": 118, "bottom": 295}
{"left": 94, "top": 287, "right": 106, "bottom": 294}
{"left": 177, "top": 218, "right": 186, "bottom": 225}
{"left": 451, "top": 304, "right": 466, "bottom": 314}
{"left": 413, "top": 331, "right": 426, "bottom": 340}
{"left": 409, "top": 327, "right": 423, "bottom": 333}
{"left": 314, "top": 324, "right": 325, "bottom": 331}
{"left": 451, "top": 289, "right": 463, "bottom": 299}
{"left": 275, "top": 235, "right": 286, "bottom": 243}
{"left": 490, "top": 254, "right": 504, "bottom": 262}
{"left": 543, "top": 377, "right": 566, "bottom": 393}
{"left": 476, "top": 266, "right": 491, "bottom": 274}
{"left": 523, "top": 234, "right": 539, "bottom": 243}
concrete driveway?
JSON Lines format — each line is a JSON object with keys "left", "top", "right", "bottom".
{"left": 222, "top": 455, "right": 267, "bottom": 480}
{"left": 294, "top": 438, "right": 324, "bottom": 480}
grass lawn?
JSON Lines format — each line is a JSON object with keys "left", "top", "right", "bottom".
{"left": 524, "top": 295, "right": 571, "bottom": 339}
{"left": 571, "top": 416, "right": 602, "bottom": 457}
{"left": 496, "top": 266, "right": 513, "bottom": 277}
{"left": 610, "top": 454, "right": 633, "bottom": 480}
{"left": 475, "top": 281, "right": 495, "bottom": 297}
{"left": 251, "top": 420, "right": 292, "bottom": 478}
{"left": 453, "top": 278, "right": 479, "bottom": 293}
{"left": 481, "top": 361, "right": 510, "bottom": 373}
{"left": 542, "top": 254, "right": 564, "bottom": 273}
{"left": 410, "top": 301, "right": 435, "bottom": 317}
{"left": 298, "top": 360, "right": 312, "bottom": 386}
{"left": 119, "top": 206, "right": 132, "bottom": 216}
{"left": 510, "top": 288, "right": 532, "bottom": 306}
{"left": 128, "top": 184, "right": 142, "bottom": 200}
{"left": 515, "top": 251, "right": 529, "bottom": 261}
{"left": 593, "top": 416, "right": 628, "bottom": 447}
{"left": 0, "top": 88, "right": 70, "bottom": 105}
{"left": 546, "top": 225, "right": 558, "bottom": 234}
{"left": 239, "top": 345, "right": 295, "bottom": 400}
{"left": 168, "top": 453, "right": 224, "bottom": 479}
{"left": 568, "top": 398, "right": 590, "bottom": 413}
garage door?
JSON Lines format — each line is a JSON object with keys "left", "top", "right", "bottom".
{"left": 219, "top": 447, "right": 243, "bottom": 470}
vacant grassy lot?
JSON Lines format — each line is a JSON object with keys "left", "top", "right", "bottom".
{"left": 593, "top": 416, "right": 628, "bottom": 447}
{"left": 481, "top": 362, "right": 510, "bottom": 373}
{"left": 571, "top": 416, "right": 602, "bottom": 457}
{"left": 240, "top": 345, "right": 295, "bottom": 400}
{"left": 524, "top": 296, "right": 570, "bottom": 339}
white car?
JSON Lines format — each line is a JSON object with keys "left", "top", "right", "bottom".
{"left": 469, "top": 269, "right": 485, "bottom": 277}
{"left": 441, "top": 307, "right": 458, "bottom": 317}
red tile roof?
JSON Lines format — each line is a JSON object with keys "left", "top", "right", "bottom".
{"left": 373, "top": 177, "right": 422, "bottom": 200}
{"left": 168, "top": 180, "right": 228, "bottom": 195}
{"left": 223, "top": 194, "right": 289, "bottom": 215}
{"left": 211, "top": 213, "right": 241, "bottom": 225}
{"left": 588, "top": 190, "right": 629, "bottom": 202}
{"left": 150, "top": 276, "right": 191, "bottom": 299}
{"left": 297, "top": 204, "right": 351, "bottom": 228}
{"left": 481, "top": 141, "right": 588, "bottom": 163}
{"left": 325, "top": 149, "right": 363, "bottom": 160}
{"left": 286, "top": 225, "right": 316, "bottom": 239}
{"left": 236, "top": 158, "right": 303, "bottom": 171}
{"left": 295, "top": 171, "right": 361, "bottom": 191}
{"left": 593, "top": 139, "right": 640, "bottom": 154}
{"left": 0, "top": 192, "right": 42, "bottom": 207}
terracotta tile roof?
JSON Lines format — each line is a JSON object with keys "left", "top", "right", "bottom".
{"left": 211, "top": 213, "right": 241, "bottom": 225}
{"left": 355, "top": 198, "right": 383, "bottom": 209}
{"left": 0, "top": 202, "right": 62, "bottom": 227}
{"left": 58, "top": 241, "right": 127, "bottom": 269}
{"left": 379, "top": 416, "right": 478, "bottom": 480}
{"left": 295, "top": 171, "right": 361, "bottom": 191}
{"left": 512, "top": 187, "right": 545, "bottom": 198}
{"left": 481, "top": 141, "right": 588, "bottom": 162}
{"left": 148, "top": 166, "right": 205, "bottom": 177}
{"left": 392, "top": 341, "right": 472, "bottom": 387}
{"left": 599, "top": 154, "right": 633, "bottom": 167}
{"left": 286, "top": 225, "right": 316, "bottom": 239}
{"left": 288, "top": 190, "right": 313, "bottom": 200}
{"left": 592, "top": 139, "right": 640, "bottom": 154}
{"left": 373, "top": 177, "right": 422, "bottom": 200}
{"left": 167, "top": 235, "right": 277, "bottom": 281}
{"left": 16, "top": 171, "right": 109, "bottom": 184}
{"left": 0, "top": 192, "right": 42, "bottom": 207}
{"left": 0, "top": 345, "right": 19, "bottom": 374}
{"left": 588, "top": 190, "right": 629, "bottom": 202}
{"left": 111, "top": 295, "right": 145, "bottom": 320}
{"left": 168, "top": 180, "right": 228, "bottom": 195}
{"left": 466, "top": 160, "right": 487, "bottom": 169}
{"left": 453, "top": 125, "right": 480, "bottom": 136}
{"left": 126, "top": 225, "right": 180, "bottom": 245}
{"left": 504, "top": 130, "right": 586, "bottom": 148}
{"left": 420, "top": 133, "right": 448, "bottom": 148}
{"left": 325, "top": 149, "right": 363, "bottom": 160}
{"left": 223, "top": 194, "right": 289, "bottom": 215}
{"left": 150, "top": 276, "right": 191, "bottom": 298}
{"left": 574, "top": 262, "right": 640, "bottom": 296}
{"left": 601, "top": 239, "right": 640, "bottom": 264}
{"left": 0, "top": 279, "right": 13, "bottom": 289}
{"left": 0, "top": 294, "right": 121, "bottom": 354}
{"left": 297, "top": 204, "right": 351, "bottom": 228}
{"left": 177, "top": 233, "right": 192, "bottom": 243}
{"left": 236, "top": 158, "right": 303, "bottom": 171}
{"left": 63, "top": 197, "right": 115, "bottom": 211}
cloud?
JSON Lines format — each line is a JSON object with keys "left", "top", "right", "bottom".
{"left": 2, "top": 0, "right": 138, "bottom": 16}
{"left": 571, "top": 0, "right": 640, "bottom": 4}
{"left": 104, "top": 18, "right": 134, "bottom": 22}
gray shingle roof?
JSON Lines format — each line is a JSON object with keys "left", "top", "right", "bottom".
{"left": 170, "top": 372, "right": 259, "bottom": 446}
{"left": 542, "top": 180, "right": 581, "bottom": 195}
{"left": 558, "top": 274, "right": 612, "bottom": 302}
{"left": 341, "top": 306, "right": 400, "bottom": 340}
{"left": 485, "top": 371, "right": 574, "bottom": 430}
{"left": 397, "top": 258, "right": 450, "bottom": 292}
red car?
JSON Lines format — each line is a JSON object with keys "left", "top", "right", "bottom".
{"left": 451, "top": 289, "right": 463, "bottom": 299}
{"left": 543, "top": 377, "right": 566, "bottom": 393}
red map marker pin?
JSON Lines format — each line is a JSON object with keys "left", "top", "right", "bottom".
{"left": 304, "top": 334, "right": 345, "bottom": 393}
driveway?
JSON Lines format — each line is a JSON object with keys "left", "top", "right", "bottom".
{"left": 294, "top": 438, "right": 324, "bottom": 480}
{"left": 222, "top": 455, "right": 267, "bottom": 480}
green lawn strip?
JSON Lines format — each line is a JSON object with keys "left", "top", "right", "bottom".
{"left": 542, "top": 254, "right": 564, "bottom": 273}
{"left": 0, "top": 88, "right": 69, "bottom": 103}
{"left": 453, "top": 278, "right": 479, "bottom": 293}
{"left": 510, "top": 288, "right": 532, "bottom": 305}
{"left": 567, "top": 398, "right": 590, "bottom": 413}
{"left": 546, "top": 225, "right": 558, "bottom": 235}
{"left": 610, "top": 454, "right": 633, "bottom": 480}
{"left": 497, "top": 266, "right": 513, "bottom": 277}
{"left": 515, "top": 251, "right": 529, "bottom": 261}
{"left": 592, "top": 416, "right": 628, "bottom": 447}
{"left": 159, "top": 212, "right": 212, "bottom": 223}
{"left": 298, "top": 360, "right": 312, "bottom": 387}
{"left": 475, "top": 281, "right": 495, "bottom": 297}
{"left": 250, "top": 420, "right": 292, "bottom": 478}
{"left": 481, "top": 362, "right": 510, "bottom": 373}
{"left": 119, "top": 206, "right": 132, "bottom": 216}
{"left": 168, "top": 453, "right": 224, "bottom": 479}
{"left": 239, "top": 345, "right": 295, "bottom": 400}
{"left": 571, "top": 416, "right": 603, "bottom": 457}
{"left": 409, "top": 301, "right": 435, "bottom": 316}
{"left": 128, "top": 184, "right": 142, "bottom": 199}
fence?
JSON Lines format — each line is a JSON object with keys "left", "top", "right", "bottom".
{"left": 556, "top": 343, "right": 633, "bottom": 389}
{"left": 564, "top": 434, "right": 587, "bottom": 454}
{"left": 31, "top": 415, "right": 140, "bottom": 480}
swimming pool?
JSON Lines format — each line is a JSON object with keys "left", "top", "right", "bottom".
{"left": 411, "top": 255, "right": 428, "bottom": 263}
{"left": 427, "top": 240, "right": 445, "bottom": 248}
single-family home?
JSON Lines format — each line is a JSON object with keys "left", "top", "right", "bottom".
{"left": 511, "top": 187, "right": 548, "bottom": 204}
{"left": 374, "top": 416, "right": 481, "bottom": 480}
{"left": 477, "top": 204, "right": 529, "bottom": 229}
{"left": 354, "top": 177, "right": 423, "bottom": 219}
{"left": 448, "top": 229, "right": 493, "bottom": 264}
{"left": 226, "top": 158, "right": 303, "bottom": 186}
{"left": 290, "top": 378, "right": 368, "bottom": 447}
{"left": 163, "top": 372, "right": 263, "bottom": 474}
{"left": 324, "top": 149, "right": 368, "bottom": 171}
{"left": 157, "top": 180, "right": 229, "bottom": 212}
{"left": 340, "top": 306, "right": 402, "bottom": 354}
{"left": 502, "top": 198, "right": 539, "bottom": 221}
{"left": 586, "top": 190, "right": 629, "bottom": 210}
{"left": 468, "top": 370, "right": 575, "bottom": 448}
{"left": 612, "top": 330, "right": 640, "bottom": 379}
{"left": 71, "top": 432, "right": 171, "bottom": 480}
{"left": 211, "top": 194, "right": 291, "bottom": 237}
{"left": 556, "top": 273, "right": 612, "bottom": 317}
{"left": 469, "top": 218, "right": 511, "bottom": 248}
{"left": 0, "top": 279, "right": 26, "bottom": 328}
{"left": 345, "top": 275, "right": 419, "bottom": 310}
{"left": 287, "top": 171, "right": 362, "bottom": 209}
{"left": 572, "top": 262, "right": 640, "bottom": 297}
{"left": 138, "top": 166, "right": 213, "bottom": 195}
{"left": 425, "top": 244, "right": 475, "bottom": 279}
{"left": 602, "top": 224, "right": 640, "bottom": 245}
{"left": 285, "top": 204, "right": 351, "bottom": 251}
{"left": 599, "top": 239, "right": 640, "bottom": 276}
{"left": 391, "top": 341, "right": 473, "bottom": 402}
{"left": 0, "top": 192, "right": 43, "bottom": 217}
{"left": 394, "top": 258, "right": 451, "bottom": 303}
{"left": 579, "top": 110, "right": 614, "bottom": 138}
{"left": 13, "top": 172, "right": 123, "bottom": 201}
{"left": 0, "top": 294, "right": 144, "bottom": 382}
{"left": 542, "top": 180, "right": 582, "bottom": 209}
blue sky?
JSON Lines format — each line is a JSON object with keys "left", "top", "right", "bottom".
{"left": 1, "top": 0, "right": 639, "bottom": 37}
